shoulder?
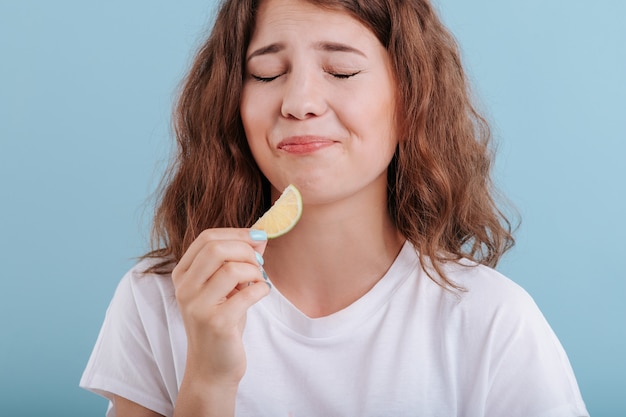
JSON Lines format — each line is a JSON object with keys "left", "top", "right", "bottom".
{"left": 431, "top": 260, "right": 565, "bottom": 362}
{"left": 435, "top": 263, "right": 589, "bottom": 415}
{"left": 398, "top": 244, "right": 537, "bottom": 319}
{"left": 81, "top": 258, "right": 181, "bottom": 416}
{"left": 396, "top": 246, "right": 545, "bottom": 336}
{"left": 123, "top": 257, "right": 175, "bottom": 292}
{"left": 109, "top": 258, "right": 177, "bottom": 318}
{"left": 96, "top": 257, "right": 183, "bottom": 359}
{"left": 442, "top": 260, "right": 536, "bottom": 312}
{"left": 416, "top": 259, "right": 548, "bottom": 337}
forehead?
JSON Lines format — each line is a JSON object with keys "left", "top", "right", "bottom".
{"left": 249, "top": 0, "right": 372, "bottom": 44}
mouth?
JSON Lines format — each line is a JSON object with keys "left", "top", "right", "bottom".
{"left": 277, "top": 136, "right": 337, "bottom": 155}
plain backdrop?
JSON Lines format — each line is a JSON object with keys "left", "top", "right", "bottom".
{"left": 1, "top": 0, "right": 624, "bottom": 415}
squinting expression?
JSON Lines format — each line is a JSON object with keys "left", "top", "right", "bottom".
{"left": 240, "top": 0, "right": 398, "bottom": 206}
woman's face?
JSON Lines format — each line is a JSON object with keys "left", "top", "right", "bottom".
{"left": 240, "top": 0, "right": 398, "bottom": 205}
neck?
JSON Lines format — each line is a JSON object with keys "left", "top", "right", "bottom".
{"left": 262, "top": 188, "right": 405, "bottom": 318}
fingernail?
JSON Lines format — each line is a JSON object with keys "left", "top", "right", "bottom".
{"left": 261, "top": 267, "right": 269, "bottom": 281}
{"left": 265, "top": 280, "right": 272, "bottom": 289}
{"left": 249, "top": 229, "right": 267, "bottom": 241}
{"left": 255, "top": 251, "right": 264, "bottom": 266}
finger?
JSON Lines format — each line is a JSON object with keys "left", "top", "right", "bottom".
{"left": 247, "top": 229, "right": 269, "bottom": 254}
{"left": 198, "top": 261, "right": 265, "bottom": 306}
{"left": 176, "top": 228, "right": 268, "bottom": 274}
{"left": 184, "top": 280, "right": 270, "bottom": 338}
{"left": 218, "top": 280, "right": 271, "bottom": 319}
{"left": 179, "top": 262, "right": 266, "bottom": 326}
{"left": 175, "top": 241, "right": 262, "bottom": 301}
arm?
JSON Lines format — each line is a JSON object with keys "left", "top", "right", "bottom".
{"left": 85, "top": 228, "right": 269, "bottom": 416}
{"left": 112, "top": 380, "right": 239, "bottom": 417}
{"left": 173, "top": 378, "right": 238, "bottom": 417}
{"left": 113, "top": 395, "right": 165, "bottom": 417}
{"left": 170, "top": 228, "right": 270, "bottom": 417}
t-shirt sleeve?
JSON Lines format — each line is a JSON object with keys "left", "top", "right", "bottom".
{"left": 80, "top": 268, "right": 175, "bottom": 417}
{"left": 482, "top": 286, "right": 589, "bottom": 417}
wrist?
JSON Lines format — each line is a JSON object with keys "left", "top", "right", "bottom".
{"left": 175, "top": 374, "right": 239, "bottom": 417}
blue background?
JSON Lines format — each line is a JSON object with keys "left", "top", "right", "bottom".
{"left": 1, "top": 0, "right": 624, "bottom": 415}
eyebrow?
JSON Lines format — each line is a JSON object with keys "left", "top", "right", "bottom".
{"left": 246, "top": 41, "right": 367, "bottom": 61}
{"left": 247, "top": 43, "right": 285, "bottom": 61}
{"left": 315, "top": 41, "right": 366, "bottom": 57}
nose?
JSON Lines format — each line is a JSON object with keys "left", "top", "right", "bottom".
{"left": 280, "top": 70, "right": 328, "bottom": 120}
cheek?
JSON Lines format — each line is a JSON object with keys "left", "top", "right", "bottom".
{"left": 347, "top": 94, "right": 397, "bottom": 148}
{"left": 241, "top": 93, "right": 273, "bottom": 179}
{"left": 240, "top": 90, "right": 265, "bottom": 154}
{"left": 240, "top": 88, "right": 255, "bottom": 137}
{"left": 240, "top": 85, "right": 280, "bottom": 143}
{"left": 360, "top": 105, "right": 398, "bottom": 168}
{"left": 372, "top": 92, "right": 398, "bottom": 154}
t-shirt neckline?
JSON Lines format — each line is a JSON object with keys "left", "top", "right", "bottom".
{"left": 257, "top": 241, "right": 419, "bottom": 339}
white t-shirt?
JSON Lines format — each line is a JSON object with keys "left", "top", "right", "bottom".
{"left": 80, "top": 242, "right": 589, "bottom": 417}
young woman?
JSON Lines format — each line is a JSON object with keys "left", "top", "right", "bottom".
{"left": 81, "top": 0, "right": 589, "bottom": 416}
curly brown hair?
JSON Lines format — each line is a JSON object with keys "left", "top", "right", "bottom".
{"left": 144, "top": 0, "right": 516, "bottom": 288}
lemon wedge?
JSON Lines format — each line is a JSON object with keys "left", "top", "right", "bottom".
{"left": 252, "top": 184, "right": 303, "bottom": 238}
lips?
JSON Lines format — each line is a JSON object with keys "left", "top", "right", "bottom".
{"left": 277, "top": 136, "right": 337, "bottom": 155}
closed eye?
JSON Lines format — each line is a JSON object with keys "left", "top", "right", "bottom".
{"left": 328, "top": 70, "right": 361, "bottom": 79}
{"left": 251, "top": 74, "right": 281, "bottom": 83}
{"left": 250, "top": 70, "right": 361, "bottom": 82}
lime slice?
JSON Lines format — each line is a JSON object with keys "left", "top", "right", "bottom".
{"left": 252, "top": 184, "right": 303, "bottom": 238}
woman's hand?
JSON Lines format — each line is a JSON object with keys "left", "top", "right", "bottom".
{"left": 172, "top": 228, "right": 270, "bottom": 416}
